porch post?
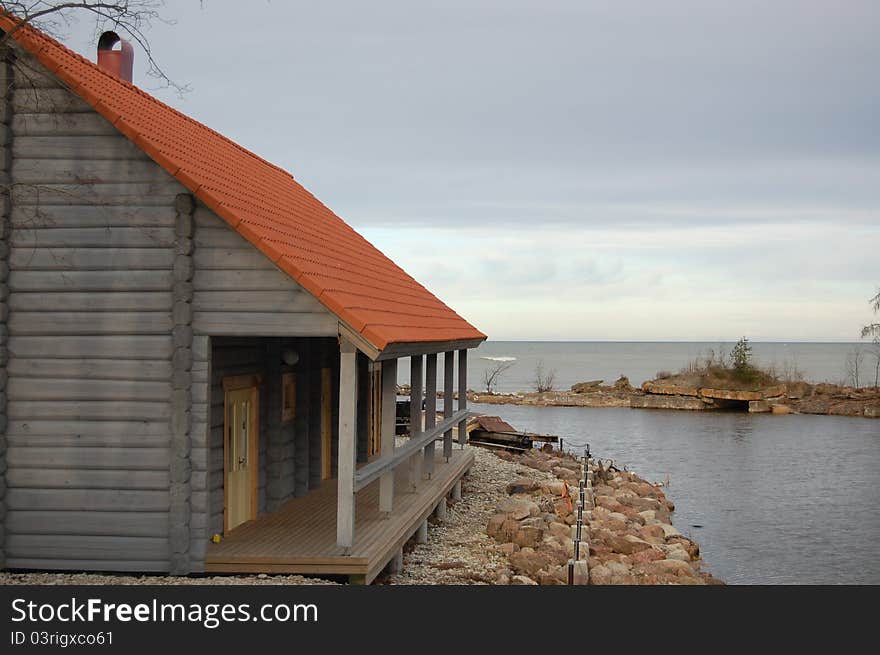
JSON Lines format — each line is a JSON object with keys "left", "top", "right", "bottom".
{"left": 458, "top": 349, "right": 468, "bottom": 445}
{"left": 379, "top": 358, "right": 398, "bottom": 514}
{"left": 423, "top": 353, "right": 437, "bottom": 479}
{"left": 337, "top": 338, "right": 358, "bottom": 550}
{"left": 408, "top": 355, "right": 423, "bottom": 490}
{"left": 443, "top": 351, "right": 454, "bottom": 461}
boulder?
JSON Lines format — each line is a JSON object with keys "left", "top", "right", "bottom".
{"left": 771, "top": 404, "right": 793, "bottom": 415}
{"left": 667, "top": 536, "right": 701, "bottom": 560}
{"left": 641, "top": 381, "right": 701, "bottom": 397}
{"left": 497, "top": 497, "right": 539, "bottom": 520}
{"left": 548, "top": 522, "right": 571, "bottom": 540}
{"left": 553, "top": 467, "right": 580, "bottom": 481}
{"left": 630, "top": 548, "right": 665, "bottom": 565}
{"left": 638, "top": 524, "right": 668, "bottom": 544}
{"left": 664, "top": 544, "right": 691, "bottom": 562}
{"left": 510, "top": 575, "right": 538, "bottom": 585}
{"left": 658, "top": 523, "right": 681, "bottom": 538}
{"left": 512, "top": 525, "right": 545, "bottom": 549}
{"left": 642, "top": 558, "right": 697, "bottom": 578}
{"left": 505, "top": 478, "right": 540, "bottom": 495}
{"left": 571, "top": 380, "right": 603, "bottom": 393}
{"left": 509, "top": 548, "right": 552, "bottom": 578}
{"left": 499, "top": 542, "right": 519, "bottom": 556}
{"left": 542, "top": 481, "right": 567, "bottom": 496}
{"left": 595, "top": 495, "right": 626, "bottom": 514}
{"left": 614, "top": 376, "right": 633, "bottom": 391}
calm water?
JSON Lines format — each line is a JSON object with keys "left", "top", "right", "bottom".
{"left": 472, "top": 403, "right": 880, "bottom": 584}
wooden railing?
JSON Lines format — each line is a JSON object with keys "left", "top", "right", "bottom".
{"left": 354, "top": 408, "right": 471, "bottom": 492}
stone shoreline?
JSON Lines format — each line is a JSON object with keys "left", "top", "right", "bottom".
{"left": 470, "top": 379, "right": 880, "bottom": 419}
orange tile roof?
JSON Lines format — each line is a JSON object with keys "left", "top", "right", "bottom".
{"left": 0, "top": 16, "right": 486, "bottom": 352}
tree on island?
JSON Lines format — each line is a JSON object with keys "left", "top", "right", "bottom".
{"left": 533, "top": 360, "right": 557, "bottom": 393}
{"left": 860, "top": 287, "right": 880, "bottom": 387}
{"left": 482, "top": 360, "right": 514, "bottom": 394}
{"left": 729, "top": 336, "right": 752, "bottom": 371}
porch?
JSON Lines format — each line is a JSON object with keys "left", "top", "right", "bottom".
{"left": 205, "top": 447, "right": 474, "bottom": 583}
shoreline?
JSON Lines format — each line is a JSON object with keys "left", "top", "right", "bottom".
{"left": 467, "top": 379, "right": 880, "bottom": 419}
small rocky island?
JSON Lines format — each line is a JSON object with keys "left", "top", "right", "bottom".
{"left": 469, "top": 346, "right": 880, "bottom": 419}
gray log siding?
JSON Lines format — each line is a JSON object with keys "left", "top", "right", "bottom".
{"left": 2, "top": 50, "right": 184, "bottom": 571}
{"left": 0, "top": 54, "right": 12, "bottom": 571}
{"left": 191, "top": 207, "right": 336, "bottom": 337}
{"left": 169, "top": 194, "right": 195, "bottom": 575}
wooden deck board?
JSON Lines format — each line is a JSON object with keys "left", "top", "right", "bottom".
{"left": 205, "top": 448, "right": 473, "bottom": 581}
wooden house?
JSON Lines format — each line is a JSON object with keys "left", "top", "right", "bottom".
{"left": 0, "top": 18, "right": 486, "bottom": 583}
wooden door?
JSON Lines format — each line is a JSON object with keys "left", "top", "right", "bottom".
{"left": 224, "top": 379, "right": 259, "bottom": 533}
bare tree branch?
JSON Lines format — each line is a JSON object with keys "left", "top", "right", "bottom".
{"left": 1, "top": 1, "right": 188, "bottom": 95}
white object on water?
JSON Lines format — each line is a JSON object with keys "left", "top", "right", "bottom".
{"left": 480, "top": 356, "right": 517, "bottom": 362}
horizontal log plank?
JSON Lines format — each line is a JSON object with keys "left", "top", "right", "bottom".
{"left": 13, "top": 158, "right": 172, "bottom": 185}
{"left": 8, "top": 401, "right": 171, "bottom": 422}
{"left": 10, "top": 226, "right": 175, "bottom": 248}
{"left": 9, "top": 311, "right": 173, "bottom": 336}
{"left": 6, "top": 535, "right": 170, "bottom": 560}
{"left": 193, "top": 290, "right": 324, "bottom": 313}
{"left": 194, "top": 247, "right": 275, "bottom": 270}
{"left": 6, "top": 357, "right": 173, "bottom": 381}
{"left": 11, "top": 182, "right": 188, "bottom": 206}
{"left": 11, "top": 112, "right": 118, "bottom": 136}
{"left": 5, "top": 419, "right": 170, "bottom": 439}
{"left": 13, "top": 135, "right": 150, "bottom": 161}
{"left": 5, "top": 488, "right": 171, "bottom": 511}
{"left": 10, "top": 204, "right": 176, "bottom": 228}
{"left": 11, "top": 88, "right": 93, "bottom": 113}
{"left": 4, "top": 558, "right": 169, "bottom": 572}
{"left": 193, "top": 268, "right": 301, "bottom": 291}
{"left": 9, "top": 270, "right": 174, "bottom": 291}
{"left": 193, "top": 312, "right": 336, "bottom": 336}
{"left": 9, "top": 292, "right": 172, "bottom": 312}
{"left": 6, "top": 468, "right": 171, "bottom": 490}
{"left": 9, "top": 335, "right": 172, "bottom": 359}
{"left": 6, "top": 511, "right": 169, "bottom": 537}
{"left": 7, "top": 378, "right": 171, "bottom": 402}
{"left": 10, "top": 247, "right": 175, "bottom": 270}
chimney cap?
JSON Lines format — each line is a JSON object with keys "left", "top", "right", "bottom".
{"left": 96, "top": 30, "right": 134, "bottom": 82}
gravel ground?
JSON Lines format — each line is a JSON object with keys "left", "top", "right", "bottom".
{"left": 379, "top": 445, "right": 556, "bottom": 585}
{"left": 0, "top": 446, "right": 544, "bottom": 587}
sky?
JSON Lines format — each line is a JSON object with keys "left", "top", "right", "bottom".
{"left": 50, "top": 0, "right": 879, "bottom": 341}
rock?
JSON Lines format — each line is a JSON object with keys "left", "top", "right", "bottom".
{"left": 497, "top": 497, "right": 539, "bottom": 519}
{"left": 631, "top": 394, "right": 706, "bottom": 410}
{"left": 553, "top": 467, "right": 580, "bottom": 481}
{"left": 487, "top": 515, "right": 521, "bottom": 542}
{"left": 630, "top": 548, "right": 665, "bottom": 565}
{"left": 664, "top": 544, "right": 691, "bottom": 562}
{"left": 595, "top": 495, "right": 626, "bottom": 514}
{"left": 638, "top": 524, "right": 667, "bottom": 543}
{"left": 638, "top": 510, "right": 656, "bottom": 522}
{"left": 614, "top": 376, "right": 633, "bottom": 391}
{"left": 542, "top": 481, "right": 567, "bottom": 496}
{"left": 700, "top": 388, "right": 765, "bottom": 402}
{"left": 499, "top": 542, "right": 519, "bottom": 556}
{"left": 641, "top": 381, "right": 701, "bottom": 397}
{"left": 509, "top": 548, "right": 552, "bottom": 577}
{"left": 667, "top": 536, "right": 701, "bottom": 560}
{"left": 495, "top": 573, "right": 511, "bottom": 585}
{"left": 658, "top": 523, "right": 681, "bottom": 538}
{"left": 506, "top": 478, "right": 540, "bottom": 495}
{"left": 785, "top": 381, "right": 813, "bottom": 399}
{"left": 749, "top": 400, "right": 771, "bottom": 413}
{"left": 539, "top": 571, "right": 566, "bottom": 585}
{"left": 511, "top": 575, "right": 538, "bottom": 586}
{"left": 512, "top": 525, "right": 545, "bottom": 549}
{"left": 548, "top": 522, "right": 571, "bottom": 540}
{"left": 571, "top": 380, "right": 603, "bottom": 393}
{"left": 771, "top": 404, "right": 793, "bottom": 415}
{"left": 642, "top": 559, "right": 697, "bottom": 578}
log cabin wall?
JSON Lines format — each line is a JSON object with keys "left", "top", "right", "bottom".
{"left": 0, "top": 45, "right": 342, "bottom": 573}
{"left": 2, "top": 49, "right": 188, "bottom": 572}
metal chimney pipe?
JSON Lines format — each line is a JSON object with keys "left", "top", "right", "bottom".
{"left": 97, "top": 31, "right": 133, "bottom": 82}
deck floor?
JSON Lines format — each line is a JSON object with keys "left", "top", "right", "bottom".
{"left": 205, "top": 448, "right": 474, "bottom": 582}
